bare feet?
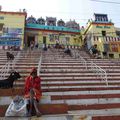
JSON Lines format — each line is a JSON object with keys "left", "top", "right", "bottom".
{"left": 26, "top": 112, "right": 32, "bottom": 117}
{"left": 36, "top": 112, "right": 42, "bottom": 117}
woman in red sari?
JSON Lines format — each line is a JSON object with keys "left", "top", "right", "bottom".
{"left": 24, "top": 67, "right": 42, "bottom": 117}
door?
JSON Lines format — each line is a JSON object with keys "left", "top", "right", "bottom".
{"left": 43, "top": 36, "right": 46, "bottom": 44}
{"left": 27, "top": 36, "right": 35, "bottom": 47}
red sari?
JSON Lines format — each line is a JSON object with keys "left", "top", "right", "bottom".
{"left": 24, "top": 76, "right": 42, "bottom": 101}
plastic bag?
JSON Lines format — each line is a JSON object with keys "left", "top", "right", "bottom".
{"left": 5, "top": 96, "right": 27, "bottom": 116}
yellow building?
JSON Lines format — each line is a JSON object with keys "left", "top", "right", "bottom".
{"left": 83, "top": 13, "right": 120, "bottom": 59}
{"left": 0, "top": 11, "right": 26, "bottom": 50}
{"left": 25, "top": 16, "right": 81, "bottom": 49}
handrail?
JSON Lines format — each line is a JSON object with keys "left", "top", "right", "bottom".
{"left": 0, "top": 51, "right": 21, "bottom": 79}
{"left": 12, "top": 51, "right": 21, "bottom": 69}
{"left": 0, "top": 61, "right": 11, "bottom": 79}
{"left": 90, "top": 61, "right": 108, "bottom": 86}
{"left": 72, "top": 50, "right": 87, "bottom": 69}
{"left": 37, "top": 50, "right": 42, "bottom": 76}
{"left": 72, "top": 49, "right": 108, "bottom": 86}
{"left": 79, "top": 55, "right": 87, "bottom": 70}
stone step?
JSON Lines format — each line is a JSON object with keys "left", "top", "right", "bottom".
{"left": 42, "top": 56, "right": 120, "bottom": 63}
{"left": 0, "top": 88, "right": 23, "bottom": 96}
{"left": 68, "top": 109, "right": 120, "bottom": 118}
{"left": 40, "top": 68, "right": 101, "bottom": 71}
{"left": 42, "top": 61, "right": 88, "bottom": 64}
{"left": 41, "top": 64, "right": 120, "bottom": 68}
{"left": 40, "top": 71, "right": 120, "bottom": 75}
{"left": 1, "top": 87, "right": 120, "bottom": 96}
{"left": 92, "top": 115, "right": 120, "bottom": 120}
{"left": 51, "top": 98, "right": 120, "bottom": 105}
{"left": 6, "top": 74, "right": 115, "bottom": 80}
{"left": 40, "top": 73, "right": 120, "bottom": 77}
{"left": 40, "top": 78, "right": 119, "bottom": 82}
{"left": 0, "top": 95, "right": 51, "bottom": 105}
{"left": 13, "top": 83, "right": 119, "bottom": 88}
{"left": 41, "top": 85, "right": 120, "bottom": 90}
{"left": 43, "top": 90, "right": 120, "bottom": 96}
{"left": 68, "top": 103, "right": 120, "bottom": 111}
{"left": 16, "top": 80, "right": 120, "bottom": 84}
{"left": 41, "top": 76, "right": 120, "bottom": 80}
{"left": 0, "top": 104, "right": 68, "bottom": 117}
{"left": 51, "top": 94, "right": 120, "bottom": 101}
{"left": 14, "top": 82, "right": 109, "bottom": 89}
{"left": 40, "top": 70, "right": 94, "bottom": 73}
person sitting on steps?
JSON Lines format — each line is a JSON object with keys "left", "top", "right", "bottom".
{"left": 89, "top": 44, "right": 99, "bottom": 58}
{"left": 64, "top": 47, "right": 72, "bottom": 57}
{"left": 24, "top": 67, "right": 42, "bottom": 117}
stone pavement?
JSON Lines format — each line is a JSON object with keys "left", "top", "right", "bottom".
{"left": 0, "top": 115, "right": 91, "bottom": 120}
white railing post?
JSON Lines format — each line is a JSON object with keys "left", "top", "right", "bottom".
{"left": 12, "top": 51, "right": 21, "bottom": 69}
{"left": 37, "top": 51, "right": 42, "bottom": 76}
{"left": 0, "top": 61, "right": 10, "bottom": 79}
{"left": 90, "top": 61, "right": 108, "bottom": 86}
{"left": 37, "top": 56, "right": 42, "bottom": 76}
{"left": 0, "top": 51, "right": 21, "bottom": 79}
{"left": 73, "top": 50, "right": 87, "bottom": 70}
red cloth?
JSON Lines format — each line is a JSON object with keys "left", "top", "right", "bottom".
{"left": 30, "top": 67, "right": 37, "bottom": 75}
{"left": 24, "top": 75, "right": 42, "bottom": 101}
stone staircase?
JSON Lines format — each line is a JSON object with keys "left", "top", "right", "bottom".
{"left": 0, "top": 48, "right": 120, "bottom": 120}
{"left": 0, "top": 50, "right": 42, "bottom": 116}
{"left": 40, "top": 49, "right": 120, "bottom": 120}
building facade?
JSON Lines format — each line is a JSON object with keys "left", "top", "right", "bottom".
{"left": 0, "top": 11, "right": 26, "bottom": 50}
{"left": 83, "top": 13, "right": 120, "bottom": 58}
{"left": 25, "top": 16, "right": 81, "bottom": 49}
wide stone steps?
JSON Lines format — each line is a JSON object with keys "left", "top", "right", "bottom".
{"left": 0, "top": 49, "right": 120, "bottom": 118}
{"left": 0, "top": 50, "right": 42, "bottom": 117}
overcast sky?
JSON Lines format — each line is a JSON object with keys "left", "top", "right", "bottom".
{"left": 0, "top": 0, "right": 120, "bottom": 27}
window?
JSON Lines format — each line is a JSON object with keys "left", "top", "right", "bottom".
{"left": 102, "top": 31, "right": 106, "bottom": 36}
{"left": 109, "top": 54, "right": 114, "bottom": 58}
{"left": 0, "top": 23, "right": 4, "bottom": 31}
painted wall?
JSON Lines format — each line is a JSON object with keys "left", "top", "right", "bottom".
{"left": 0, "top": 11, "right": 26, "bottom": 49}
{"left": 25, "top": 29, "right": 81, "bottom": 48}
{"left": 84, "top": 21, "right": 120, "bottom": 58}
